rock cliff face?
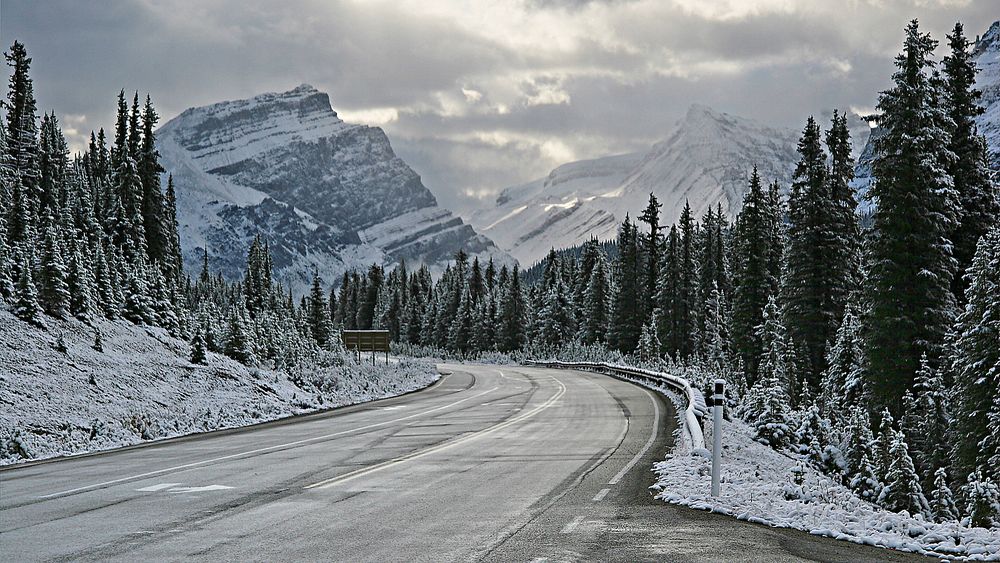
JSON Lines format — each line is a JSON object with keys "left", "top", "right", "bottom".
{"left": 158, "top": 84, "right": 508, "bottom": 292}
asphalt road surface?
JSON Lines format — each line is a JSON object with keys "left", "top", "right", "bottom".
{"left": 0, "top": 364, "right": 927, "bottom": 562}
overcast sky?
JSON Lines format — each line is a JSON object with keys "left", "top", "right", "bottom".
{"left": 2, "top": 0, "right": 996, "bottom": 212}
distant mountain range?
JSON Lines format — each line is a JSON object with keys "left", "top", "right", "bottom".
{"left": 159, "top": 23, "right": 999, "bottom": 278}
{"left": 467, "top": 21, "right": 1000, "bottom": 267}
{"left": 158, "top": 84, "right": 509, "bottom": 293}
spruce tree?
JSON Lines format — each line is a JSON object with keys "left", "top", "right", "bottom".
{"left": 498, "top": 265, "right": 527, "bottom": 352}
{"left": 579, "top": 250, "right": 610, "bottom": 345}
{"left": 950, "top": 225, "right": 1000, "bottom": 480}
{"left": 732, "top": 168, "right": 781, "bottom": 385}
{"left": 930, "top": 467, "right": 959, "bottom": 523}
{"left": 13, "top": 250, "right": 42, "bottom": 326}
{"left": 190, "top": 327, "right": 207, "bottom": 365}
{"left": 638, "top": 193, "right": 662, "bottom": 321}
{"left": 850, "top": 452, "right": 882, "bottom": 503}
{"left": 38, "top": 224, "right": 70, "bottom": 318}
{"left": 877, "top": 429, "right": 931, "bottom": 517}
{"left": 5, "top": 41, "right": 40, "bottom": 231}
{"left": 636, "top": 318, "right": 660, "bottom": 363}
{"left": 307, "top": 271, "right": 331, "bottom": 347}
{"left": 942, "top": 22, "right": 999, "bottom": 304}
{"left": 865, "top": 20, "right": 959, "bottom": 417}
{"left": 224, "top": 307, "right": 255, "bottom": 365}
{"left": 610, "top": 216, "right": 642, "bottom": 352}
{"left": 963, "top": 469, "right": 1000, "bottom": 529}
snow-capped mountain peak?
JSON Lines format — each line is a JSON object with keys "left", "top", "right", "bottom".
{"left": 159, "top": 85, "right": 509, "bottom": 293}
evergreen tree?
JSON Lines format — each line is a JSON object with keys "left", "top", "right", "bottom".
{"left": 781, "top": 116, "right": 830, "bottom": 389}
{"left": 449, "top": 281, "right": 476, "bottom": 354}
{"left": 754, "top": 297, "right": 792, "bottom": 448}
{"left": 224, "top": 307, "right": 255, "bottom": 364}
{"left": 638, "top": 193, "right": 662, "bottom": 320}
{"left": 950, "top": 225, "right": 1000, "bottom": 480}
{"left": 579, "top": 250, "right": 610, "bottom": 345}
{"left": 537, "top": 277, "right": 575, "bottom": 349}
{"left": 844, "top": 405, "right": 877, "bottom": 482}
{"left": 850, "top": 452, "right": 882, "bottom": 503}
{"left": 13, "top": 250, "right": 42, "bottom": 326}
{"left": 190, "top": 327, "right": 207, "bottom": 365}
{"left": 873, "top": 408, "right": 896, "bottom": 480}
{"left": 942, "top": 22, "right": 999, "bottom": 304}
{"left": 307, "top": 271, "right": 332, "bottom": 348}
{"left": 498, "top": 266, "right": 527, "bottom": 352}
{"left": 636, "top": 318, "right": 660, "bottom": 363}
{"left": 930, "top": 467, "right": 959, "bottom": 523}
{"left": 4, "top": 41, "right": 40, "bottom": 233}
{"left": 676, "top": 201, "right": 698, "bottom": 359}
{"left": 963, "top": 469, "right": 1000, "bottom": 529}
{"left": 38, "top": 224, "right": 70, "bottom": 318}
{"left": 732, "top": 168, "right": 781, "bottom": 385}
{"left": 865, "top": 20, "right": 959, "bottom": 417}
{"left": 610, "top": 216, "right": 642, "bottom": 352}
{"left": 877, "top": 429, "right": 931, "bottom": 517}
{"left": 67, "top": 246, "right": 94, "bottom": 320}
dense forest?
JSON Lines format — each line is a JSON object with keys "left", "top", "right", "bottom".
{"left": 1, "top": 20, "right": 998, "bottom": 526}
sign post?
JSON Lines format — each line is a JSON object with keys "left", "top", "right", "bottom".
{"left": 711, "top": 379, "right": 725, "bottom": 497}
{"left": 341, "top": 330, "right": 391, "bottom": 365}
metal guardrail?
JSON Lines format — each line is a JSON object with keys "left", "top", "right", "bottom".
{"left": 525, "top": 360, "right": 707, "bottom": 451}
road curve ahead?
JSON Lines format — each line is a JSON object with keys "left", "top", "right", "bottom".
{"left": 0, "top": 364, "right": 925, "bottom": 562}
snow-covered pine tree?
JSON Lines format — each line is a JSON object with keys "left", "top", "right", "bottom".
{"left": 449, "top": 281, "right": 475, "bottom": 354}
{"left": 637, "top": 193, "right": 662, "bottom": 323}
{"left": 306, "top": 270, "right": 332, "bottom": 348}
{"left": 850, "top": 452, "right": 882, "bottom": 503}
{"left": 67, "top": 245, "right": 94, "bottom": 320}
{"left": 731, "top": 168, "right": 782, "bottom": 386}
{"left": 224, "top": 305, "right": 255, "bottom": 365}
{"left": 610, "top": 216, "right": 642, "bottom": 353}
{"left": 498, "top": 265, "right": 527, "bottom": 352}
{"left": 942, "top": 23, "right": 1000, "bottom": 305}
{"left": 877, "top": 429, "right": 931, "bottom": 518}
{"left": 636, "top": 318, "right": 660, "bottom": 363}
{"left": 963, "top": 469, "right": 1000, "bottom": 529}
{"left": 579, "top": 249, "right": 610, "bottom": 345}
{"left": 190, "top": 327, "right": 207, "bottom": 365}
{"left": 865, "top": 20, "right": 959, "bottom": 418}
{"left": 14, "top": 250, "right": 42, "bottom": 326}
{"left": 781, "top": 116, "right": 830, "bottom": 391}
{"left": 754, "top": 297, "right": 792, "bottom": 448}
{"left": 950, "top": 224, "right": 1000, "bottom": 481}
{"left": 38, "top": 223, "right": 69, "bottom": 318}
{"left": 930, "top": 467, "right": 959, "bottom": 523}
{"left": 873, "top": 408, "right": 896, "bottom": 480}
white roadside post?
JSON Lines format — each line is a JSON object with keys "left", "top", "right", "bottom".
{"left": 711, "top": 379, "right": 725, "bottom": 497}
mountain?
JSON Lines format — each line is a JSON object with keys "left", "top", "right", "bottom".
{"left": 469, "top": 104, "right": 812, "bottom": 266}
{"left": 158, "top": 84, "right": 508, "bottom": 293}
{"left": 973, "top": 20, "right": 1000, "bottom": 169}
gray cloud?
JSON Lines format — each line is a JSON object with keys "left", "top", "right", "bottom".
{"left": 1, "top": 0, "right": 996, "bottom": 213}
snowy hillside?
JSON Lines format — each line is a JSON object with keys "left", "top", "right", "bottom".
{"left": 0, "top": 310, "right": 439, "bottom": 465}
{"left": 470, "top": 105, "right": 812, "bottom": 266}
{"left": 158, "top": 84, "right": 509, "bottom": 293}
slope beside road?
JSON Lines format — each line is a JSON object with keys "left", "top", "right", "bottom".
{"left": 0, "top": 364, "right": 926, "bottom": 561}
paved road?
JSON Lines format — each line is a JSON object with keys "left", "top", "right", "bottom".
{"left": 0, "top": 364, "right": 925, "bottom": 562}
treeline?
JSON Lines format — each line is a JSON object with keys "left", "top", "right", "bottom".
{"left": 0, "top": 41, "right": 345, "bottom": 372}
{"left": 331, "top": 21, "right": 1000, "bottom": 527}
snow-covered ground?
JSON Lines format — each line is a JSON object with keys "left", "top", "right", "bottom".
{"left": 651, "top": 396, "right": 1000, "bottom": 561}
{"left": 0, "top": 310, "right": 439, "bottom": 466}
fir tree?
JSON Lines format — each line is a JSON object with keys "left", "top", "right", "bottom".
{"left": 579, "top": 250, "right": 610, "bottom": 344}
{"left": 930, "top": 467, "right": 959, "bottom": 523}
{"left": 732, "top": 168, "right": 782, "bottom": 385}
{"left": 942, "top": 22, "right": 999, "bottom": 304}
{"left": 877, "top": 429, "right": 931, "bottom": 517}
{"left": 850, "top": 452, "right": 883, "bottom": 503}
{"left": 224, "top": 306, "right": 255, "bottom": 365}
{"left": 38, "top": 224, "right": 69, "bottom": 318}
{"left": 498, "top": 266, "right": 527, "bottom": 352}
{"left": 636, "top": 318, "right": 660, "bottom": 363}
{"left": 865, "top": 20, "right": 959, "bottom": 417}
{"left": 610, "top": 216, "right": 642, "bottom": 352}
{"left": 963, "top": 469, "right": 1000, "bottom": 529}
{"left": 950, "top": 225, "right": 1000, "bottom": 480}
{"left": 307, "top": 271, "right": 332, "bottom": 348}
{"left": 190, "top": 327, "right": 207, "bottom": 365}
{"left": 14, "top": 251, "right": 42, "bottom": 326}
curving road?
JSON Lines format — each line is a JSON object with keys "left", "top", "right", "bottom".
{"left": 0, "top": 364, "right": 925, "bottom": 562}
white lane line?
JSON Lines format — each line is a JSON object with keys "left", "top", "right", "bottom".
{"left": 168, "top": 485, "right": 234, "bottom": 493}
{"left": 304, "top": 376, "right": 566, "bottom": 490}
{"left": 607, "top": 387, "right": 660, "bottom": 485}
{"left": 39, "top": 375, "right": 504, "bottom": 500}
{"left": 560, "top": 516, "right": 584, "bottom": 534}
{"left": 592, "top": 487, "right": 611, "bottom": 502}
{"left": 135, "top": 483, "right": 181, "bottom": 492}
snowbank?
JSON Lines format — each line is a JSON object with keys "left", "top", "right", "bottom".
{"left": 652, "top": 408, "right": 1000, "bottom": 561}
{"left": 0, "top": 310, "right": 439, "bottom": 466}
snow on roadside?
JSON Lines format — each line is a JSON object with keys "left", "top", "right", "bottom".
{"left": 651, "top": 403, "right": 1000, "bottom": 561}
{"left": 0, "top": 310, "right": 439, "bottom": 466}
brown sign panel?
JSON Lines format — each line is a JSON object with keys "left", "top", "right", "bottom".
{"left": 342, "top": 330, "right": 391, "bottom": 352}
